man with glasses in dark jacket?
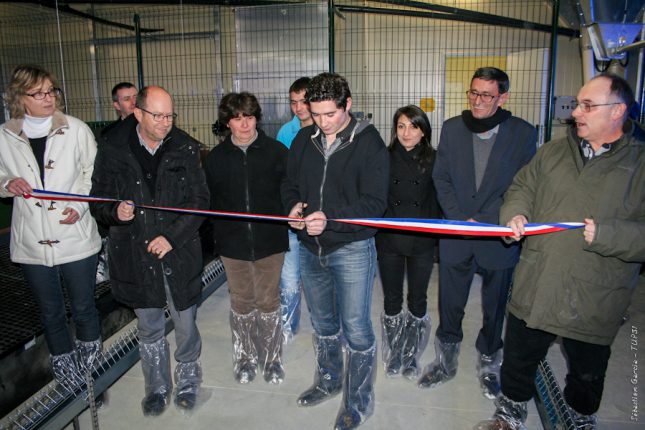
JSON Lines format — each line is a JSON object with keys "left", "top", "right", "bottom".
{"left": 421, "top": 67, "right": 536, "bottom": 399}
{"left": 90, "top": 86, "right": 209, "bottom": 417}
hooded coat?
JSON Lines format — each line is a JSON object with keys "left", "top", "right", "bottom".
{"left": 500, "top": 121, "right": 645, "bottom": 345}
{"left": 282, "top": 117, "right": 389, "bottom": 255}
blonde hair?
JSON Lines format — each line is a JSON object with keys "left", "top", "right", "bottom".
{"left": 5, "top": 64, "right": 64, "bottom": 119}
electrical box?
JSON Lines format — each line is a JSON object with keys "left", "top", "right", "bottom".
{"left": 553, "top": 96, "right": 576, "bottom": 121}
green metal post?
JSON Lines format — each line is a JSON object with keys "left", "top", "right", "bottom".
{"left": 134, "top": 14, "right": 144, "bottom": 89}
{"left": 544, "top": 0, "right": 559, "bottom": 143}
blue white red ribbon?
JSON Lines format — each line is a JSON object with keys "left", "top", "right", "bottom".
{"left": 25, "top": 189, "right": 584, "bottom": 237}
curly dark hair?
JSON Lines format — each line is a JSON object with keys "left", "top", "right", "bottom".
{"left": 305, "top": 73, "right": 351, "bottom": 110}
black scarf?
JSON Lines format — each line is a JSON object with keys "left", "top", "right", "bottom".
{"left": 462, "top": 108, "right": 512, "bottom": 134}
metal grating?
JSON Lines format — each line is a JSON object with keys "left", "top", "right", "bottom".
{"left": 0, "top": 246, "right": 41, "bottom": 357}
{"left": 0, "top": 242, "right": 117, "bottom": 359}
{"left": 0, "top": 327, "right": 141, "bottom": 430}
{"left": 0, "top": 257, "right": 226, "bottom": 430}
{"left": 534, "top": 358, "right": 576, "bottom": 430}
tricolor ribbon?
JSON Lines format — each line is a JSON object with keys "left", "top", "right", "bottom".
{"left": 25, "top": 189, "right": 584, "bottom": 237}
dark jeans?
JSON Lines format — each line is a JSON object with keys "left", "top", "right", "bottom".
{"left": 22, "top": 253, "right": 100, "bottom": 355}
{"left": 435, "top": 258, "right": 513, "bottom": 355}
{"left": 501, "top": 313, "right": 611, "bottom": 415}
{"left": 378, "top": 250, "right": 434, "bottom": 318}
{"left": 300, "top": 238, "right": 376, "bottom": 351}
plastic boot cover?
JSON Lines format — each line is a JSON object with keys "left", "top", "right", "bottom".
{"left": 334, "top": 344, "right": 376, "bottom": 430}
{"left": 281, "top": 286, "right": 301, "bottom": 345}
{"left": 140, "top": 338, "right": 172, "bottom": 416}
{"left": 418, "top": 338, "right": 460, "bottom": 388}
{"left": 174, "top": 360, "right": 202, "bottom": 412}
{"left": 76, "top": 338, "right": 103, "bottom": 375}
{"left": 230, "top": 309, "right": 258, "bottom": 384}
{"left": 475, "top": 393, "right": 528, "bottom": 430}
{"left": 257, "top": 309, "right": 285, "bottom": 384}
{"left": 282, "top": 315, "right": 294, "bottom": 346}
{"left": 256, "top": 309, "right": 284, "bottom": 384}
{"left": 401, "top": 312, "right": 430, "bottom": 380}
{"left": 478, "top": 349, "right": 503, "bottom": 399}
{"left": 567, "top": 401, "right": 597, "bottom": 430}
{"left": 380, "top": 311, "right": 405, "bottom": 377}
{"left": 297, "top": 332, "right": 343, "bottom": 407}
{"left": 50, "top": 352, "right": 85, "bottom": 393}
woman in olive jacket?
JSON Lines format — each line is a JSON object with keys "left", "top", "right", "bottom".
{"left": 376, "top": 105, "right": 440, "bottom": 380}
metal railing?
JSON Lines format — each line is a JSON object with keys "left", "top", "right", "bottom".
{"left": 0, "top": 258, "right": 226, "bottom": 430}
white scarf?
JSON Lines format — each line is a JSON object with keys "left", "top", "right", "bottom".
{"left": 22, "top": 114, "right": 52, "bottom": 139}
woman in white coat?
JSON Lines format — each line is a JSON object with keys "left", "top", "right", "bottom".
{"left": 0, "top": 65, "right": 102, "bottom": 389}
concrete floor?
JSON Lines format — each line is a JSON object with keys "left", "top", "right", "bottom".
{"left": 69, "top": 265, "right": 644, "bottom": 430}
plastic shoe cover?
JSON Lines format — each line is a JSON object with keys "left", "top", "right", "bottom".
{"left": 282, "top": 322, "right": 295, "bottom": 346}
{"left": 297, "top": 332, "right": 343, "bottom": 407}
{"left": 257, "top": 310, "right": 285, "bottom": 384}
{"left": 76, "top": 338, "right": 103, "bottom": 375}
{"left": 174, "top": 360, "right": 202, "bottom": 411}
{"left": 50, "top": 352, "right": 85, "bottom": 393}
{"left": 142, "top": 392, "right": 169, "bottom": 416}
{"left": 478, "top": 349, "right": 503, "bottom": 399}
{"left": 474, "top": 418, "right": 525, "bottom": 430}
{"left": 230, "top": 309, "right": 258, "bottom": 384}
{"left": 139, "top": 338, "right": 172, "bottom": 416}
{"left": 380, "top": 311, "right": 405, "bottom": 377}
{"left": 401, "top": 312, "right": 430, "bottom": 380}
{"left": 334, "top": 343, "right": 376, "bottom": 430}
{"left": 418, "top": 338, "right": 460, "bottom": 388}
{"left": 280, "top": 283, "right": 302, "bottom": 345}
{"left": 567, "top": 402, "right": 597, "bottom": 430}
{"left": 474, "top": 393, "right": 528, "bottom": 430}
{"left": 572, "top": 413, "right": 597, "bottom": 430}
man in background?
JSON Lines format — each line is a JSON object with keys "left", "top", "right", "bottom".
{"left": 95, "top": 82, "right": 138, "bottom": 283}
{"left": 276, "top": 76, "right": 312, "bottom": 344}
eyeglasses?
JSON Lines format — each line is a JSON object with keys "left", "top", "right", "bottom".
{"left": 25, "top": 88, "right": 62, "bottom": 100}
{"left": 571, "top": 101, "right": 623, "bottom": 113}
{"left": 466, "top": 90, "right": 499, "bottom": 103}
{"left": 137, "top": 106, "right": 177, "bottom": 122}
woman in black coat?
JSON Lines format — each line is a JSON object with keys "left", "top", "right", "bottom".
{"left": 376, "top": 105, "right": 440, "bottom": 380}
{"left": 203, "top": 92, "right": 288, "bottom": 386}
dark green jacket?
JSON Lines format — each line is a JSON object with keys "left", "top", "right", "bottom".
{"left": 500, "top": 121, "right": 645, "bottom": 345}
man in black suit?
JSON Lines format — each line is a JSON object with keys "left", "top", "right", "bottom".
{"left": 418, "top": 67, "right": 536, "bottom": 399}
